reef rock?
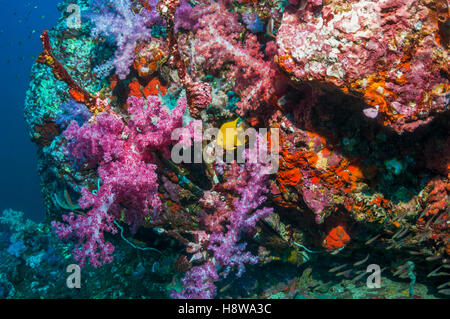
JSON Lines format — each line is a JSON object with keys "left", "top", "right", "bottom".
{"left": 276, "top": 0, "right": 449, "bottom": 133}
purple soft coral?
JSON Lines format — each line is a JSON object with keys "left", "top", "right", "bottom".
{"left": 171, "top": 262, "right": 219, "bottom": 299}
{"left": 51, "top": 194, "right": 117, "bottom": 268}
{"left": 209, "top": 139, "right": 274, "bottom": 277}
{"left": 175, "top": 0, "right": 195, "bottom": 32}
{"left": 53, "top": 96, "right": 187, "bottom": 267}
{"left": 56, "top": 99, "right": 92, "bottom": 129}
{"left": 174, "top": 133, "right": 274, "bottom": 298}
{"left": 89, "top": 0, "right": 162, "bottom": 79}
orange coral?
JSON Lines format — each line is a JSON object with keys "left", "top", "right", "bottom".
{"left": 133, "top": 42, "right": 167, "bottom": 78}
{"left": 275, "top": 130, "right": 366, "bottom": 197}
{"left": 425, "top": 179, "right": 448, "bottom": 216}
{"left": 349, "top": 73, "right": 402, "bottom": 125}
{"left": 271, "top": 195, "right": 297, "bottom": 208}
{"left": 128, "top": 80, "right": 143, "bottom": 98}
{"left": 277, "top": 148, "right": 307, "bottom": 192}
{"left": 144, "top": 77, "right": 167, "bottom": 96}
{"left": 128, "top": 78, "right": 167, "bottom": 98}
{"left": 323, "top": 225, "right": 350, "bottom": 252}
{"left": 276, "top": 54, "right": 295, "bottom": 73}
{"left": 110, "top": 74, "right": 119, "bottom": 91}
{"left": 347, "top": 164, "right": 363, "bottom": 182}
{"left": 69, "top": 89, "right": 86, "bottom": 104}
{"left": 278, "top": 167, "right": 302, "bottom": 188}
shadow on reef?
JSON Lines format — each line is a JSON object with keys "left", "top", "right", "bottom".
{"left": 308, "top": 87, "right": 449, "bottom": 203}
{"left": 232, "top": 79, "right": 449, "bottom": 298}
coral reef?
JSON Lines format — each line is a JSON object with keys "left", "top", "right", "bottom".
{"left": 19, "top": 0, "right": 449, "bottom": 299}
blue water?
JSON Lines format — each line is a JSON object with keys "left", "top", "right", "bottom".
{"left": 0, "top": 0, "right": 60, "bottom": 221}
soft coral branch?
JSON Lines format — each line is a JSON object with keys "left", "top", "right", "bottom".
{"left": 191, "top": 3, "right": 279, "bottom": 115}
{"left": 174, "top": 133, "right": 274, "bottom": 298}
{"left": 51, "top": 194, "right": 117, "bottom": 268}
{"left": 89, "top": 0, "right": 162, "bottom": 79}
{"left": 54, "top": 96, "right": 187, "bottom": 267}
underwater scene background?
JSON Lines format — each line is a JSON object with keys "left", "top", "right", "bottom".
{"left": 0, "top": 0, "right": 60, "bottom": 222}
{"left": 0, "top": 0, "right": 449, "bottom": 299}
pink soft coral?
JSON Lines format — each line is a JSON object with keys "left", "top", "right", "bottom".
{"left": 191, "top": 2, "right": 278, "bottom": 115}
{"left": 53, "top": 96, "right": 187, "bottom": 267}
{"left": 175, "top": 136, "right": 274, "bottom": 298}
{"left": 51, "top": 195, "right": 116, "bottom": 268}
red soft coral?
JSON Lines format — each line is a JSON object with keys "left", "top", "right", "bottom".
{"left": 191, "top": 3, "right": 279, "bottom": 115}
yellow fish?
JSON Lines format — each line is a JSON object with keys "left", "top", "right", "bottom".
{"left": 217, "top": 118, "right": 246, "bottom": 151}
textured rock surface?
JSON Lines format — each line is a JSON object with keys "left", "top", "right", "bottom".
{"left": 276, "top": 0, "right": 449, "bottom": 132}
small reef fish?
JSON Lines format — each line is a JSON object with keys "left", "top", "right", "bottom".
{"left": 394, "top": 210, "right": 408, "bottom": 222}
{"left": 433, "top": 213, "right": 446, "bottom": 225}
{"left": 427, "top": 266, "right": 450, "bottom": 278}
{"left": 329, "top": 264, "right": 349, "bottom": 273}
{"left": 386, "top": 241, "right": 402, "bottom": 250}
{"left": 425, "top": 255, "right": 442, "bottom": 262}
{"left": 266, "top": 17, "right": 275, "bottom": 38}
{"left": 427, "top": 266, "right": 442, "bottom": 277}
{"left": 416, "top": 231, "right": 432, "bottom": 243}
{"left": 365, "top": 234, "right": 381, "bottom": 245}
{"left": 216, "top": 118, "right": 245, "bottom": 151}
{"left": 313, "top": 282, "right": 331, "bottom": 292}
{"left": 408, "top": 250, "right": 424, "bottom": 255}
{"left": 335, "top": 269, "right": 353, "bottom": 277}
{"left": 351, "top": 271, "right": 368, "bottom": 283}
{"left": 392, "top": 227, "right": 409, "bottom": 239}
{"left": 393, "top": 265, "right": 407, "bottom": 277}
{"left": 353, "top": 254, "right": 370, "bottom": 267}
{"left": 437, "top": 282, "right": 450, "bottom": 290}
{"left": 437, "top": 289, "right": 450, "bottom": 296}
{"left": 219, "top": 283, "right": 232, "bottom": 293}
